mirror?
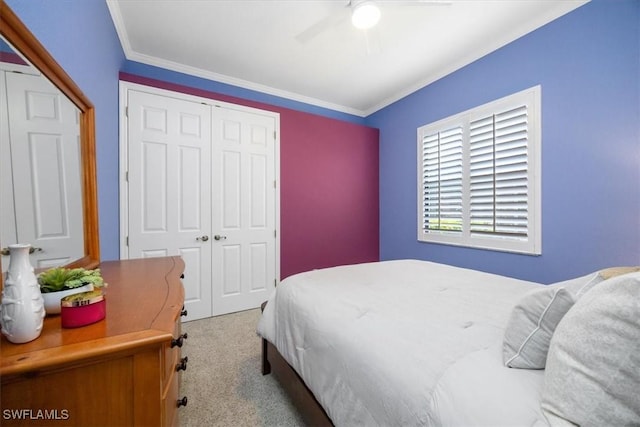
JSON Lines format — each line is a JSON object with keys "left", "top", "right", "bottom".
{"left": 0, "top": 1, "right": 100, "bottom": 287}
{"left": 1, "top": 37, "right": 85, "bottom": 270}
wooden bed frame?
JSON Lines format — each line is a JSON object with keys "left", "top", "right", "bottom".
{"left": 260, "top": 302, "right": 333, "bottom": 426}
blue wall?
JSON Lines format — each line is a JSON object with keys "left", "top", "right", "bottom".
{"left": 366, "top": 0, "right": 640, "bottom": 283}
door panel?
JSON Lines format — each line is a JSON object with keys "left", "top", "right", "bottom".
{"left": 127, "top": 90, "right": 212, "bottom": 321}
{"left": 222, "top": 151, "right": 241, "bottom": 228}
{"left": 222, "top": 245, "right": 241, "bottom": 295}
{"left": 141, "top": 141, "right": 168, "bottom": 232}
{"left": 142, "top": 249, "right": 168, "bottom": 258}
{"left": 211, "top": 107, "right": 276, "bottom": 315}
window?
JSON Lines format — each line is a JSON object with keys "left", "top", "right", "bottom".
{"left": 417, "top": 86, "right": 541, "bottom": 255}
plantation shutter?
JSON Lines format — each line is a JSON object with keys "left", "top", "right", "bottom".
{"left": 469, "top": 105, "right": 529, "bottom": 238}
{"left": 421, "top": 126, "right": 463, "bottom": 232}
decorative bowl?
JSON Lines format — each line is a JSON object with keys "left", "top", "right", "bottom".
{"left": 41, "top": 284, "right": 93, "bottom": 315}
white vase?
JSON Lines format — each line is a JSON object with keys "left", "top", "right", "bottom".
{"left": 0, "top": 244, "right": 45, "bottom": 343}
{"left": 42, "top": 283, "right": 93, "bottom": 315}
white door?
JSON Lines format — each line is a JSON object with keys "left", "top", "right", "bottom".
{"left": 1, "top": 71, "right": 83, "bottom": 269}
{"left": 126, "top": 90, "right": 213, "bottom": 320}
{"left": 123, "top": 85, "right": 279, "bottom": 320}
{"left": 211, "top": 107, "right": 277, "bottom": 315}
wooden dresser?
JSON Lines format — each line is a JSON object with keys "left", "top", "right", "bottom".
{"left": 0, "top": 256, "right": 188, "bottom": 426}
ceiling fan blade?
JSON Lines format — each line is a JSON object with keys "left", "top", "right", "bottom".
{"left": 295, "top": 7, "right": 350, "bottom": 44}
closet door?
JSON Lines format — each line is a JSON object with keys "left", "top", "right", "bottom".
{"left": 211, "top": 106, "right": 277, "bottom": 315}
{"left": 123, "top": 83, "right": 279, "bottom": 320}
{"left": 126, "top": 90, "right": 213, "bottom": 320}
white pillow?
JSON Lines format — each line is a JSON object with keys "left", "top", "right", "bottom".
{"left": 548, "top": 271, "right": 602, "bottom": 300}
{"left": 549, "top": 266, "right": 640, "bottom": 300}
{"left": 503, "top": 268, "right": 640, "bottom": 370}
{"left": 541, "top": 272, "right": 640, "bottom": 425}
{"left": 502, "top": 287, "right": 574, "bottom": 369}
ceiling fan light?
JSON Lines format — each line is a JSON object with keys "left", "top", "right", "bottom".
{"left": 351, "top": 2, "right": 381, "bottom": 30}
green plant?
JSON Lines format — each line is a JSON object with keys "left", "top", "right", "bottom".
{"left": 37, "top": 267, "right": 106, "bottom": 293}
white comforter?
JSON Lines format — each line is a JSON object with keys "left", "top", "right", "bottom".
{"left": 257, "top": 260, "right": 549, "bottom": 426}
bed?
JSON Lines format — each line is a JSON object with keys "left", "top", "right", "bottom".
{"left": 257, "top": 259, "right": 640, "bottom": 426}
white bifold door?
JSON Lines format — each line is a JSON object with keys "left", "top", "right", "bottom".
{"left": 123, "top": 85, "right": 279, "bottom": 320}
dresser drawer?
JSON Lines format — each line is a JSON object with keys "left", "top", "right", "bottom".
{"left": 164, "top": 318, "right": 186, "bottom": 382}
{"left": 163, "top": 365, "right": 185, "bottom": 427}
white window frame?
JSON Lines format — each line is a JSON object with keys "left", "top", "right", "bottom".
{"left": 417, "top": 86, "right": 541, "bottom": 255}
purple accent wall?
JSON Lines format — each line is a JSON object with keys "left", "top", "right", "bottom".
{"left": 121, "top": 73, "right": 380, "bottom": 279}
{"left": 279, "top": 108, "right": 380, "bottom": 277}
{"left": 0, "top": 38, "right": 27, "bottom": 65}
{"left": 0, "top": 51, "right": 26, "bottom": 65}
{"left": 366, "top": 0, "right": 640, "bottom": 283}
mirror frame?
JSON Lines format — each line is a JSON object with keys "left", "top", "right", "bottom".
{"left": 0, "top": 0, "right": 100, "bottom": 287}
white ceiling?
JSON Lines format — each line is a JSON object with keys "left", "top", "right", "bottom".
{"left": 107, "top": 0, "right": 588, "bottom": 117}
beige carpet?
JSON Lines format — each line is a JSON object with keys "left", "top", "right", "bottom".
{"left": 179, "top": 309, "right": 305, "bottom": 427}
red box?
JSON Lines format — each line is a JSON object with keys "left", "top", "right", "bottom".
{"left": 60, "top": 291, "right": 106, "bottom": 328}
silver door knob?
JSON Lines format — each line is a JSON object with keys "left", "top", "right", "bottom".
{"left": 214, "top": 235, "right": 227, "bottom": 241}
{"left": 196, "top": 235, "right": 209, "bottom": 242}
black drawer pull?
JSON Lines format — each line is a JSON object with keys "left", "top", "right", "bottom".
{"left": 177, "top": 396, "right": 188, "bottom": 408}
{"left": 181, "top": 307, "right": 188, "bottom": 317}
{"left": 176, "top": 356, "right": 189, "bottom": 372}
{"left": 180, "top": 273, "right": 185, "bottom": 279}
{"left": 171, "top": 333, "right": 188, "bottom": 348}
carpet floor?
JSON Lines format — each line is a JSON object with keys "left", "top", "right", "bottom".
{"left": 178, "top": 308, "right": 305, "bottom": 427}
